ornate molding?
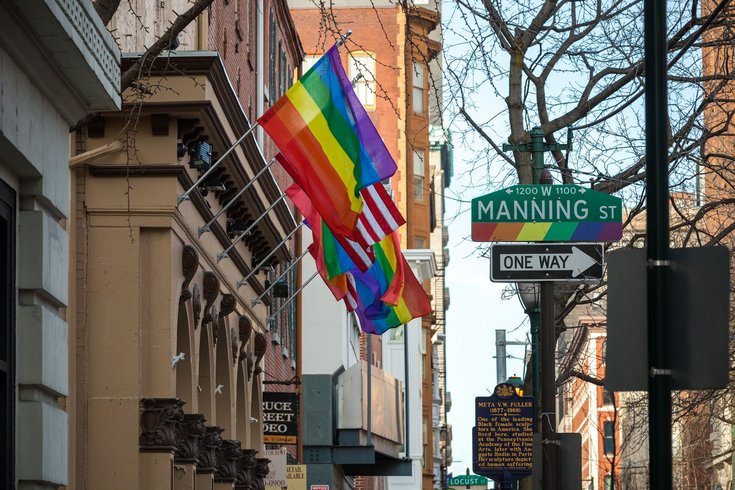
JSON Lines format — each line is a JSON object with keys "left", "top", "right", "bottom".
{"left": 196, "top": 426, "right": 224, "bottom": 474}
{"left": 253, "top": 457, "right": 271, "bottom": 490}
{"left": 180, "top": 245, "right": 199, "bottom": 303}
{"left": 238, "top": 316, "right": 253, "bottom": 362}
{"left": 231, "top": 327, "right": 239, "bottom": 365}
{"left": 253, "top": 333, "right": 267, "bottom": 377}
{"left": 219, "top": 293, "right": 237, "bottom": 318}
{"left": 214, "top": 439, "right": 242, "bottom": 483}
{"left": 235, "top": 449, "right": 258, "bottom": 490}
{"left": 192, "top": 284, "right": 202, "bottom": 327}
{"left": 174, "top": 413, "right": 206, "bottom": 464}
{"left": 139, "top": 398, "right": 185, "bottom": 453}
{"left": 201, "top": 271, "right": 220, "bottom": 329}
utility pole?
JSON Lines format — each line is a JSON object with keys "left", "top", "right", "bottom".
{"left": 503, "top": 127, "right": 570, "bottom": 490}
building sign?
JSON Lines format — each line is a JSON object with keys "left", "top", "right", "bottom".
{"left": 471, "top": 184, "right": 622, "bottom": 242}
{"left": 310, "top": 486, "right": 329, "bottom": 490}
{"left": 264, "top": 448, "right": 287, "bottom": 488}
{"left": 287, "top": 465, "right": 306, "bottom": 490}
{"left": 473, "top": 383, "right": 535, "bottom": 483}
{"left": 263, "top": 392, "right": 298, "bottom": 444}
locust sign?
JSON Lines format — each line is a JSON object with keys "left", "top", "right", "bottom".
{"left": 471, "top": 184, "right": 623, "bottom": 242}
{"left": 490, "top": 243, "right": 604, "bottom": 282}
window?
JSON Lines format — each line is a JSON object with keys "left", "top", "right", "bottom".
{"left": 412, "top": 62, "right": 425, "bottom": 113}
{"left": 601, "top": 340, "right": 607, "bottom": 364}
{"left": 389, "top": 324, "right": 404, "bottom": 341}
{"left": 603, "top": 388, "right": 614, "bottom": 405}
{"left": 278, "top": 43, "right": 286, "bottom": 97}
{"left": 0, "top": 178, "right": 15, "bottom": 488}
{"left": 413, "top": 150, "right": 425, "bottom": 202}
{"left": 268, "top": 9, "right": 276, "bottom": 103}
{"left": 349, "top": 52, "right": 376, "bottom": 108}
{"left": 303, "top": 55, "right": 320, "bottom": 74}
{"left": 603, "top": 421, "right": 614, "bottom": 455}
{"left": 604, "top": 475, "right": 612, "bottom": 490}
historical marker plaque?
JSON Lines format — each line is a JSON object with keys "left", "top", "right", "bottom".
{"left": 473, "top": 383, "right": 535, "bottom": 483}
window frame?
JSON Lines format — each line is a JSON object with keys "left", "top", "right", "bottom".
{"left": 413, "top": 149, "right": 426, "bottom": 203}
{"left": 348, "top": 51, "right": 377, "bottom": 109}
{"left": 0, "top": 178, "right": 15, "bottom": 488}
{"left": 412, "top": 62, "right": 425, "bottom": 114}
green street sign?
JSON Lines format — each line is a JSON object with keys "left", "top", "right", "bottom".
{"left": 447, "top": 475, "right": 489, "bottom": 486}
{"left": 471, "top": 184, "right": 623, "bottom": 242}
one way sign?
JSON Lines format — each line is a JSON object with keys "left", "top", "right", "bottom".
{"left": 489, "top": 243, "right": 604, "bottom": 282}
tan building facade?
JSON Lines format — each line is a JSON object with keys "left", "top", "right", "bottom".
{"left": 70, "top": 53, "right": 297, "bottom": 489}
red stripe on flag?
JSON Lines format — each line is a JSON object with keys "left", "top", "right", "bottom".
{"left": 354, "top": 184, "right": 405, "bottom": 248}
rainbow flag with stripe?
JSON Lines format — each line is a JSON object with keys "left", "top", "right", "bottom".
{"left": 260, "top": 46, "right": 397, "bottom": 239}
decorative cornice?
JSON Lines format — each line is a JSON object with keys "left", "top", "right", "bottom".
{"left": 139, "top": 398, "right": 185, "bottom": 453}
{"left": 174, "top": 413, "right": 207, "bottom": 464}
{"left": 196, "top": 426, "right": 224, "bottom": 474}
{"left": 181, "top": 245, "right": 199, "bottom": 303}
{"left": 214, "top": 439, "right": 242, "bottom": 482}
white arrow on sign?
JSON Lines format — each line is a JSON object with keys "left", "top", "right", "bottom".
{"left": 498, "top": 246, "right": 597, "bottom": 277}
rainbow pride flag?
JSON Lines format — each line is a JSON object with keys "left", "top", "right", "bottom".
{"left": 260, "top": 46, "right": 397, "bottom": 239}
{"left": 349, "top": 253, "right": 431, "bottom": 335}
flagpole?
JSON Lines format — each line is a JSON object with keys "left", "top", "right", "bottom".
{"left": 177, "top": 122, "right": 259, "bottom": 205}
{"left": 251, "top": 249, "right": 310, "bottom": 306}
{"left": 268, "top": 271, "right": 318, "bottom": 320}
{"left": 236, "top": 223, "right": 303, "bottom": 288}
{"left": 217, "top": 193, "right": 288, "bottom": 261}
{"left": 198, "top": 157, "right": 276, "bottom": 236}
{"left": 335, "top": 29, "right": 352, "bottom": 47}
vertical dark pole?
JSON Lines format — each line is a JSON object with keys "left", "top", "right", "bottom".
{"left": 531, "top": 128, "right": 558, "bottom": 490}
{"left": 645, "top": 0, "right": 671, "bottom": 486}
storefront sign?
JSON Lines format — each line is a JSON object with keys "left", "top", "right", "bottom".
{"left": 287, "top": 465, "right": 306, "bottom": 490}
{"left": 263, "top": 392, "right": 298, "bottom": 444}
{"left": 264, "top": 448, "right": 287, "bottom": 488}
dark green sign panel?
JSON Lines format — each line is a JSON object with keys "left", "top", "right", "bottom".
{"left": 471, "top": 184, "right": 622, "bottom": 242}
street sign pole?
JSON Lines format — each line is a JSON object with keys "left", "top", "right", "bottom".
{"left": 645, "top": 0, "right": 672, "bottom": 487}
{"left": 502, "top": 128, "right": 567, "bottom": 490}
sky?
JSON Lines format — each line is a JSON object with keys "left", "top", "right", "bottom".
{"left": 443, "top": 147, "right": 529, "bottom": 479}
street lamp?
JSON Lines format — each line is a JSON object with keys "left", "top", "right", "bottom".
{"left": 516, "top": 283, "right": 540, "bottom": 404}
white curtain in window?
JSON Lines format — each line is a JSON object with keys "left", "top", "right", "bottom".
{"left": 349, "top": 53, "right": 376, "bottom": 107}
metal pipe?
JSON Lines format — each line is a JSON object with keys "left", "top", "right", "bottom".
{"left": 198, "top": 158, "right": 276, "bottom": 235}
{"left": 367, "top": 334, "right": 373, "bottom": 446}
{"left": 236, "top": 223, "right": 302, "bottom": 287}
{"left": 540, "top": 282, "right": 558, "bottom": 490}
{"left": 217, "top": 194, "right": 288, "bottom": 261}
{"left": 268, "top": 271, "right": 318, "bottom": 320}
{"left": 496, "top": 330, "right": 507, "bottom": 385}
{"left": 177, "top": 123, "right": 258, "bottom": 204}
{"left": 335, "top": 29, "right": 352, "bottom": 47}
{"left": 251, "top": 249, "right": 310, "bottom": 306}
{"left": 404, "top": 324, "right": 410, "bottom": 458}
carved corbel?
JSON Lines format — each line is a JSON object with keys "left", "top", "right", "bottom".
{"left": 238, "top": 316, "right": 253, "bottom": 363}
{"left": 235, "top": 448, "right": 258, "bottom": 490}
{"left": 231, "top": 327, "right": 239, "bottom": 365}
{"left": 201, "top": 271, "right": 220, "bottom": 329}
{"left": 139, "top": 398, "right": 185, "bottom": 452}
{"left": 192, "top": 284, "right": 202, "bottom": 327}
{"left": 214, "top": 439, "right": 242, "bottom": 483}
{"left": 219, "top": 294, "right": 236, "bottom": 319}
{"left": 196, "top": 426, "right": 224, "bottom": 474}
{"left": 174, "top": 413, "right": 207, "bottom": 464}
{"left": 252, "top": 333, "right": 267, "bottom": 378}
{"left": 180, "top": 245, "right": 199, "bottom": 303}
{"left": 253, "top": 457, "right": 271, "bottom": 490}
